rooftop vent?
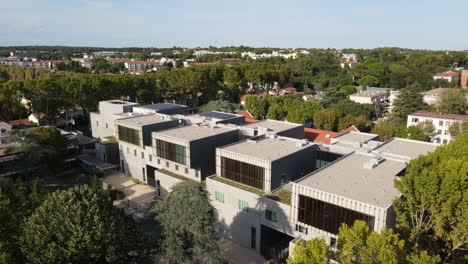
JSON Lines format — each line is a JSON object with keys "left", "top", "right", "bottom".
{"left": 352, "top": 141, "right": 362, "bottom": 148}
{"left": 366, "top": 140, "right": 381, "bottom": 148}
{"left": 363, "top": 155, "right": 384, "bottom": 170}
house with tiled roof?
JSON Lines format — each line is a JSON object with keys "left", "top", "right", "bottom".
{"left": 237, "top": 111, "right": 258, "bottom": 123}
{"left": 340, "top": 61, "right": 360, "bottom": 69}
{"left": 407, "top": 111, "right": 468, "bottom": 144}
{"left": 433, "top": 71, "right": 459, "bottom": 83}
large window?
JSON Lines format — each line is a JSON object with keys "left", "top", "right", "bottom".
{"left": 297, "top": 195, "right": 374, "bottom": 235}
{"left": 117, "top": 125, "right": 140, "bottom": 146}
{"left": 156, "top": 139, "right": 186, "bottom": 165}
{"left": 221, "top": 157, "right": 264, "bottom": 190}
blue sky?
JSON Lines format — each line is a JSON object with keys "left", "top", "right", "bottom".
{"left": 1, "top": 0, "right": 467, "bottom": 50}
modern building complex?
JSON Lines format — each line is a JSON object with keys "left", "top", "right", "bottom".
{"left": 407, "top": 111, "right": 468, "bottom": 144}
{"left": 89, "top": 100, "right": 440, "bottom": 263}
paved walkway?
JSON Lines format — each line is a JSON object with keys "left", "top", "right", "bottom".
{"left": 103, "top": 172, "right": 156, "bottom": 216}
{"left": 220, "top": 238, "right": 267, "bottom": 264}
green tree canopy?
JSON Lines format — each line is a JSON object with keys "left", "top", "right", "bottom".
{"left": 286, "top": 238, "right": 330, "bottom": 264}
{"left": 357, "top": 75, "right": 379, "bottom": 87}
{"left": 313, "top": 109, "right": 340, "bottom": 131}
{"left": 20, "top": 185, "right": 150, "bottom": 264}
{"left": 340, "top": 85, "right": 358, "bottom": 96}
{"left": 371, "top": 119, "right": 399, "bottom": 141}
{"left": 199, "top": 100, "right": 235, "bottom": 113}
{"left": 392, "top": 85, "right": 428, "bottom": 120}
{"left": 153, "top": 182, "right": 224, "bottom": 264}
{"left": 437, "top": 89, "right": 467, "bottom": 114}
{"left": 393, "top": 132, "right": 468, "bottom": 263}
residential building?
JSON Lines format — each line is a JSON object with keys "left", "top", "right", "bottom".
{"left": 433, "top": 71, "right": 459, "bottom": 83}
{"left": 407, "top": 111, "right": 468, "bottom": 144}
{"left": 349, "top": 90, "right": 390, "bottom": 117}
{"left": 422, "top": 88, "right": 468, "bottom": 105}
{"left": 341, "top": 53, "right": 357, "bottom": 62}
{"left": 124, "top": 61, "right": 160, "bottom": 72}
{"left": 340, "top": 61, "right": 360, "bottom": 68}
{"left": 241, "top": 119, "right": 305, "bottom": 139}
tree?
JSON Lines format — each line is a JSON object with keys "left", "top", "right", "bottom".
{"left": 0, "top": 81, "right": 28, "bottom": 121}
{"left": 245, "top": 96, "right": 269, "bottom": 119}
{"left": 7, "top": 126, "right": 69, "bottom": 178}
{"left": 371, "top": 119, "right": 398, "bottom": 141}
{"left": 437, "top": 89, "right": 467, "bottom": 114}
{"left": 153, "top": 182, "right": 224, "bottom": 264}
{"left": 0, "top": 179, "right": 47, "bottom": 264}
{"left": 313, "top": 109, "right": 340, "bottom": 131}
{"left": 396, "top": 126, "right": 427, "bottom": 141}
{"left": 357, "top": 75, "right": 379, "bottom": 87}
{"left": 337, "top": 221, "right": 406, "bottom": 264}
{"left": 329, "top": 99, "right": 374, "bottom": 119}
{"left": 417, "top": 120, "right": 436, "bottom": 138}
{"left": 267, "top": 104, "right": 287, "bottom": 120}
{"left": 393, "top": 132, "right": 468, "bottom": 263}
{"left": 448, "top": 120, "right": 468, "bottom": 138}
{"left": 199, "top": 100, "right": 235, "bottom": 113}
{"left": 392, "top": 86, "right": 428, "bottom": 120}
{"left": 338, "top": 114, "right": 371, "bottom": 132}
{"left": 340, "top": 85, "right": 357, "bottom": 96}
{"left": 20, "top": 185, "right": 151, "bottom": 264}
{"left": 91, "top": 57, "right": 111, "bottom": 73}
{"left": 287, "top": 238, "right": 330, "bottom": 264}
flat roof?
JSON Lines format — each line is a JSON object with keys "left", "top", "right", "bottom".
{"left": 116, "top": 114, "right": 173, "bottom": 126}
{"left": 408, "top": 111, "right": 468, "bottom": 121}
{"left": 138, "top": 103, "right": 187, "bottom": 110}
{"left": 197, "top": 111, "right": 240, "bottom": 120}
{"left": 297, "top": 153, "right": 404, "bottom": 208}
{"left": 372, "top": 138, "right": 438, "bottom": 160}
{"left": 332, "top": 131, "right": 378, "bottom": 144}
{"left": 220, "top": 136, "right": 313, "bottom": 161}
{"left": 101, "top": 100, "right": 138, "bottom": 106}
{"left": 154, "top": 124, "right": 236, "bottom": 141}
{"left": 243, "top": 119, "right": 302, "bottom": 132}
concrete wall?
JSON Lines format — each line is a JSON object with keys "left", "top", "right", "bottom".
{"left": 277, "top": 125, "right": 305, "bottom": 139}
{"left": 206, "top": 177, "right": 293, "bottom": 254}
{"left": 153, "top": 170, "right": 183, "bottom": 198}
{"left": 119, "top": 141, "right": 148, "bottom": 182}
{"left": 90, "top": 101, "right": 137, "bottom": 140}
{"left": 141, "top": 120, "right": 179, "bottom": 146}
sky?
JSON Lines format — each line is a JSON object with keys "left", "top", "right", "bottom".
{"left": 1, "top": 0, "right": 467, "bottom": 50}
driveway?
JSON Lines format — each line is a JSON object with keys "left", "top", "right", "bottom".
{"left": 220, "top": 238, "right": 267, "bottom": 264}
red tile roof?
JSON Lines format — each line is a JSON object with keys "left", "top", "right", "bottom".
{"left": 409, "top": 111, "right": 468, "bottom": 121}
{"left": 304, "top": 126, "right": 360, "bottom": 144}
{"left": 283, "top": 87, "right": 297, "bottom": 91}
{"left": 434, "top": 71, "right": 459, "bottom": 77}
{"left": 9, "top": 119, "right": 31, "bottom": 126}
{"left": 191, "top": 62, "right": 217, "bottom": 66}
{"left": 237, "top": 111, "right": 258, "bottom": 123}
{"left": 343, "top": 61, "right": 360, "bottom": 64}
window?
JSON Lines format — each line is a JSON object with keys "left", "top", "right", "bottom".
{"left": 314, "top": 150, "right": 342, "bottom": 169}
{"left": 134, "top": 149, "right": 137, "bottom": 156}
{"left": 437, "top": 129, "right": 442, "bottom": 135}
{"left": 238, "top": 200, "right": 249, "bottom": 211}
{"left": 251, "top": 227, "right": 256, "bottom": 249}
{"left": 444, "top": 130, "right": 449, "bottom": 135}
{"left": 295, "top": 224, "right": 308, "bottom": 234}
{"left": 265, "top": 209, "right": 277, "bottom": 222}
{"left": 443, "top": 139, "right": 448, "bottom": 144}
{"left": 96, "top": 120, "right": 99, "bottom": 126}
{"left": 141, "top": 152, "right": 145, "bottom": 159}
{"left": 166, "top": 161, "right": 169, "bottom": 167}
{"left": 127, "top": 147, "right": 130, "bottom": 154}
{"left": 297, "top": 195, "right": 375, "bottom": 235}
{"left": 155, "top": 139, "right": 186, "bottom": 165}
{"left": 221, "top": 157, "right": 265, "bottom": 190}
{"left": 446, "top": 121, "right": 451, "bottom": 126}
{"left": 411, "top": 118, "right": 418, "bottom": 123}
{"left": 330, "top": 238, "right": 337, "bottom": 249}
{"left": 105, "top": 123, "right": 108, "bottom": 128}
{"left": 142, "top": 167, "right": 146, "bottom": 181}
{"left": 175, "top": 165, "right": 179, "bottom": 171}
{"left": 117, "top": 125, "right": 140, "bottom": 146}
{"left": 215, "top": 191, "right": 224, "bottom": 203}
{"left": 439, "top": 120, "right": 444, "bottom": 126}
{"left": 185, "top": 168, "right": 188, "bottom": 174}
{"left": 149, "top": 154, "right": 152, "bottom": 162}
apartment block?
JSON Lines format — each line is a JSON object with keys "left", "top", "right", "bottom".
{"left": 90, "top": 100, "right": 139, "bottom": 140}
{"left": 407, "top": 111, "right": 468, "bottom": 144}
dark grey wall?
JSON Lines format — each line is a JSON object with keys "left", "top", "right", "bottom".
{"left": 142, "top": 120, "right": 179, "bottom": 146}
{"left": 277, "top": 126, "right": 305, "bottom": 139}
{"left": 270, "top": 146, "right": 317, "bottom": 191}
{"left": 190, "top": 129, "right": 240, "bottom": 179}
{"left": 158, "top": 106, "right": 189, "bottom": 115}
{"left": 216, "top": 116, "right": 245, "bottom": 125}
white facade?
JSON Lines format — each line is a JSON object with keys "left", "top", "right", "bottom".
{"left": 90, "top": 100, "right": 139, "bottom": 140}
{"left": 433, "top": 71, "right": 459, "bottom": 83}
{"left": 407, "top": 112, "right": 467, "bottom": 144}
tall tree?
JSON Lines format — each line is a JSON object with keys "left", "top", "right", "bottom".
{"left": 371, "top": 119, "right": 399, "bottom": 141}
{"left": 153, "top": 182, "right": 224, "bottom": 264}
{"left": 437, "top": 89, "right": 467, "bottom": 114}
{"left": 20, "top": 185, "right": 151, "bottom": 264}
{"left": 392, "top": 85, "right": 428, "bottom": 120}
{"left": 313, "top": 109, "right": 340, "bottom": 131}
{"left": 393, "top": 132, "right": 468, "bottom": 263}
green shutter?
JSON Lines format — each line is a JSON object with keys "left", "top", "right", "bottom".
{"left": 215, "top": 191, "right": 224, "bottom": 203}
